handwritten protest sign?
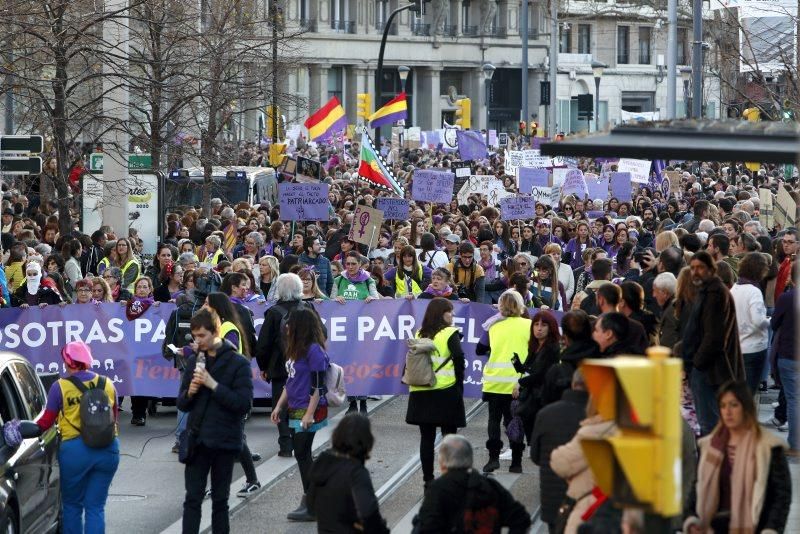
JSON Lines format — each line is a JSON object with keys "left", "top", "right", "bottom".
{"left": 552, "top": 168, "right": 569, "bottom": 187}
{"left": 279, "top": 183, "right": 331, "bottom": 221}
{"left": 586, "top": 175, "right": 609, "bottom": 200}
{"left": 522, "top": 149, "right": 551, "bottom": 169}
{"left": 560, "top": 169, "right": 588, "bottom": 199}
{"left": 500, "top": 196, "right": 537, "bottom": 220}
{"left": 505, "top": 150, "right": 524, "bottom": 175}
{"left": 759, "top": 188, "right": 774, "bottom": 229}
{"left": 775, "top": 186, "right": 797, "bottom": 229}
{"left": 518, "top": 167, "right": 549, "bottom": 194}
{"left": 549, "top": 186, "right": 561, "bottom": 207}
{"left": 665, "top": 170, "right": 682, "bottom": 194}
{"left": 609, "top": 172, "right": 633, "bottom": 202}
{"left": 617, "top": 158, "right": 651, "bottom": 184}
{"left": 412, "top": 169, "right": 455, "bottom": 204}
{"left": 376, "top": 198, "right": 410, "bottom": 220}
{"left": 456, "top": 175, "right": 505, "bottom": 205}
{"left": 348, "top": 205, "right": 383, "bottom": 248}
{"left": 488, "top": 188, "right": 514, "bottom": 207}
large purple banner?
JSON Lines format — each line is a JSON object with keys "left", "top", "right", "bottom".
{"left": 0, "top": 301, "right": 563, "bottom": 399}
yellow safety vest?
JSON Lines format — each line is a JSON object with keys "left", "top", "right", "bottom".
{"left": 395, "top": 265, "right": 424, "bottom": 298}
{"left": 208, "top": 249, "right": 225, "bottom": 266}
{"left": 121, "top": 258, "right": 140, "bottom": 292}
{"left": 410, "top": 326, "right": 459, "bottom": 393}
{"left": 219, "top": 321, "right": 243, "bottom": 353}
{"left": 57, "top": 375, "right": 118, "bottom": 441}
{"left": 482, "top": 316, "right": 531, "bottom": 395}
{"left": 97, "top": 257, "right": 110, "bottom": 276}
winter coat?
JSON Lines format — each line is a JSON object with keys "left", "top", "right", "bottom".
{"left": 771, "top": 289, "right": 795, "bottom": 360}
{"left": 176, "top": 340, "right": 253, "bottom": 452}
{"left": 658, "top": 298, "right": 681, "bottom": 355}
{"left": 414, "top": 468, "right": 531, "bottom": 533}
{"left": 730, "top": 283, "right": 769, "bottom": 354}
{"left": 254, "top": 299, "right": 325, "bottom": 380}
{"left": 11, "top": 284, "right": 62, "bottom": 307}
{"left": 684, "top": 429, "right": 791, "bottom": 533}
{"left": 550, "top": 415, "right": 617, "bottom": 534}
{"left": 530, "top": 389, "right": 589, "bottom": 524}
{"left": 307, "top": 450, "right": 389, "bottom": 534}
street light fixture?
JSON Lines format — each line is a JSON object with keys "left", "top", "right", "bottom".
{"left": 591, "top": 60, "right": 607, "bottom": 132}
{"left": 482, "top": 63, "right": 496, "bottom": 147}
{"left": 398, "top": 66, "right": 410, "bottom": 92}
{"left": 680, "top": 66, "right": 692, "bottom": 118}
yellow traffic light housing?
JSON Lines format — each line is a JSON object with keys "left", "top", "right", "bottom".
{"left": 269, "top": 143, "right": 287, "bottom": 167}
{"left": 455, "top": 98, "right": 471, "bottom": 130}
{"left": 357, "top": 93, "right": 372, "bottom": 121}
{"left": 267, "top": 105, "right": 284, "bottom": 140}
{"left": 579, "top": 347, "right": 683, "bottom": 517}
{"left": 742, "top": 106, "right": 761, "bottom": 122}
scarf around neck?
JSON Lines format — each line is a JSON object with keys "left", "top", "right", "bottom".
{"left": 126, "top": 295, "right": 154, "bottom": 320}
{"left": 424, "top": 284, "right": 453, "bottom": 297}
{"left": 343, "top": 269, "right": 370, "bottom": 283}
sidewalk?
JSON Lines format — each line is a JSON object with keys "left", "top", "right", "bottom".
{"left": 757, "top": 390, "right": 800, "bottom": 533}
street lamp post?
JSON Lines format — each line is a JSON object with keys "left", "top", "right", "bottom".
{"left": 375, "top": 3, "right": 420, "bottom": 142}
{"left": 591, "top": 60, "right": 606, "bottom": 132}
{"left": 398, "top": 65, "right": 411, "bottom": 129}
{"left": 680, "top": 66, "right": 692, "bottom": 118}
{"left": 482, "top": 63, "right": 496, "bottom": 147}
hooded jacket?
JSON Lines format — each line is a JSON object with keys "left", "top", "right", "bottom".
{"left": 306, "top": 450, "right": 388, "bottom": 534}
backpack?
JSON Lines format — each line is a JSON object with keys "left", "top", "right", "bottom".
{"left": 325, "top": 360, "right": 347, "bottom": 407}
{"left": 402, "top": 337, "right": 451, "bottom": 387}
{"left": 580, "top": 287, "right": 600, "bottom": 316}
{"left": 65, "top": 376, "right": 115, "bottom": 448}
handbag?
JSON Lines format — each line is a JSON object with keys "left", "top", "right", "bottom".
{"left": 553, "top": 490, "right": 592, "bottom": 534}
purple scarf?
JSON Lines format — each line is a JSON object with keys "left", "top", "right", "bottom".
{"left": 126, "top": 296, "right": 154, "bottom": 320}
{"left": 343, "top": 269, "right": 371, "bottom": 283}
{"left": 424, "top": 284, "right": 454, "bottom": 297}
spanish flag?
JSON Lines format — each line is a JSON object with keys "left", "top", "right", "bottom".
{"left": 368, "top": 92, "right": 408, "bottom": 129}
{"left": 304, "top": 97, "right": 347, "bottom": 141}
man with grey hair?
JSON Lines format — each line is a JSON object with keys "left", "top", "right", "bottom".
{"left": 653, "top": 272, "right": 680, "bottom": 352}
{"left": 255, "top": 273, "right": 325, "bottom": 457}
{"left": 415, "top": 434, "right": 530, "bottom": 532}
{"left": 697, "top": 219, "right": 715, "bottom": 234}
{"left": 220, "top": 206, "right": 236, "bottom": 222}
{"left": 210, "top": 197, "right": 223, "bottom": 215}
{"left": 743, "top": 220, "right": 766, "bottom": 237}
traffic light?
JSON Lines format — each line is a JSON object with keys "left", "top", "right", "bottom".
{"left": 357, "top": 93, "right": 372, "bottom": 121}
{"left": 579, "top": 347, "right": 682, "bottom": 517}
{"left": 269, "top": 143, "right": 287, "bottom": 167}
{"left": 742, "top": 106, "right": 761, "bottom": 122}
{"left": 519, "top": 120, "right": 526, "bottom": 135}
{"left": 267, "top": 105, "right": 284, "bottom": 139}
{"left": 455, "top": 98, "right": 471, "bottom": 129}
{"left": 530, "top": 121, "right": 538, "bottom": 136}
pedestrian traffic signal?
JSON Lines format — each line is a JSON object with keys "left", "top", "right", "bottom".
{"left": 269, "top": 143, "right": 287, "bottom": 167}
{"left": 266, "top": 105, "right": 284, "bottom": 139}
{"left": 579, "top": 346, "right": 682, "bottom": 517}
{"left": 519, "top": 120, "right": 526, "bottom": 134}
{"left": 455, "top": 98, "right": 471, "bottom": 129}
{"left": 357, "top": 93, "right": 372, "bottom": 121}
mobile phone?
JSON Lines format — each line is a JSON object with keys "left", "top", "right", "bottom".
{"left": 167, "top": 344, "right": 180, "bottom": 354}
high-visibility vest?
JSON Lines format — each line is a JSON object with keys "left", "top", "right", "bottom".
{"left": 208, "top": 248, "right": 225, "bottom": 266}
{"left": 395, "top": 265, "right": 423, "bottom": 298}
{"left": 482, "top": 316, "right": 531, "bottom": 395}
{"left": 57, "top": 375, "right": 118, "bottom": 442}
{"left": 121, "top": 258, "right": 140, "bottom": 292}
{"left": 219, "top": 321, "right": 243, "bottom": 353}
{"left": 410, "top": 326, "right": 459, "bottom": 393}
{"left": 97, "top": 257, "right": 110, "bottom": 276}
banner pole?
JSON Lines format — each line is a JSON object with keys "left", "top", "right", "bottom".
{"left": 366, "top": 225, "right": 377, "bottom": 258}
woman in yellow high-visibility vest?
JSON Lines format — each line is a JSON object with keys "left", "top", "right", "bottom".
{"left": 476, "top": 289, "right": 531, "bottom": 473}
{"left": 383, "top": 245, "right": 431, "bottom": 299}
{"left": 405, "top": 297, "right": 466, "bottom": 490}
{"left": 111, "top": 237, "right": 140, "bottom": 293}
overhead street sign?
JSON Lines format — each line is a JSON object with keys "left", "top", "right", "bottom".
{"left": 89, "top": 153, "right": 153, "bottom": 173}
{"left": 0, "top": 157, "right": 43, "bottom": 175}
{"left": 0, "top": 135, "right": 44, "bottom": 153}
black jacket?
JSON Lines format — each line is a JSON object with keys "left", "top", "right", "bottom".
{"left": 11, "top": 284, "right": 62, "bottom": 307}
{"left": 232, "top": 301, "right": 257, "bottom": 359}
{"left": 162, "top": 298, "right": 204, "bottom": 367}
{"left": 658, "top": 298, "right": 680, "bottom": 354}
{"left": 254, "top": 299, "right": 325, "bottom": 380}
{"left": 415, "top": 468, "right": 531, "bottom": 533}
{"left": 176, "top": 341, "right": 253, "bottom": 452}
{"left": 530, "top": 389, "right": 590, "bottom": 524}
{"left": 307, "top": 450, "right": 389, "bottom": 534}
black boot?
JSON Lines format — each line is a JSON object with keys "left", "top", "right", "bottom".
{"left": 359, "top": 399, "right": 368, "bottom": 414}
{"left": 509, "top": 444, "right": 524, "bottom": 473}
{"left": 287, "top": 494, "right": 315, "bottom": 521}
{"left": 482, "top": 452, "right": 500, "bottom": 473}
{"left": 346, "top": 400, "right": 357, "bottom": 414}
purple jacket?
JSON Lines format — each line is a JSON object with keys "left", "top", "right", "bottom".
{"left": 563, "top": 238, "right": 597, "bottom": 269}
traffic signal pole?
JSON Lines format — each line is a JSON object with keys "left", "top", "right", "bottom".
{"left": 548, "top": 0, "right": 558, "bottom": 138}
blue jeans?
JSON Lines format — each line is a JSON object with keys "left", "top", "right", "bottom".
{"left": 59, "top": 437, "right": 120, "bottom": 534}
{"left": 690, "top": 370, "right": 720, "bottom": 436}
{"left": 777, "top": 358, "right": 797, "bottom": 450}
{"left": 743, "top": 350, "right": 767, "bottom": 394}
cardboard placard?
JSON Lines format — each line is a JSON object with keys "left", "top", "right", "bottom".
{"left": 412, "top": 169, "right": 455, "bottom": 204}
{"left": 759, "top": 188, "right": 774, "bottom": 229}
{"left": 348, "top": 205, "right": 383, "bottom": 248}
{"left": 500, "top": 195, "right": 537, "bottom": 220}
{"left": 617, "top": 158, "right": 651, "bottom": 184}
{"left": 375, "top": 198, "right": 411, "bottom": 220}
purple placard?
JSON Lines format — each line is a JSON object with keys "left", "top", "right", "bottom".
{"left": 0, "top": 301, "right": 563, "bottom": 399}
{"left": 531, "top": 137, "right": 550, "bottom": 150}
{"left": 587, "top": 176, "right": 610, "bottom": 200}
{"left": 560, "top": 169, "right": 588, "bottom": 198}
{"left": 517, "top": 167, "right": 549, "bottom": 194}
{"left": 500, "top": 195, "right": 537, "bottom": 220}
{"left": 412, "top": 169, "right": 455, "bottom": 204}
{"left": 375, "top": 198, "right": 410, "bottom": 220}
{"left": 279, "top": 183, "right": 331, "bottom": 221}
{"left": 586, "top": 210, "right": 606, "bottom": 219}
{"left": 610, "top": 172, "right": 633, "bottom": 202}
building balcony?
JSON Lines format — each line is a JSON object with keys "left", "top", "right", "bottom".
{"left": 374, "top": 21, "right": 398, "bottom": 35}
{"left": 411, "top": 22, "right": 431, "bottom": 36}
{"left": 331, "top": 20, "right": 356, "bottom": 33}
{"left": 442, "top": 24, "right": 458, "bottom": 37}
{"left": 299, "top": 18, "right": 317, "bottom": 32}
{"left": 462, "top": 25, "right": 479, "bottom": 37}
{"left": 490, "top": 26, "right": 507, "bottom": 38}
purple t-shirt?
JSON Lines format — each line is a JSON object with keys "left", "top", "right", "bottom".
{"left": 285, "top": 343, "right": 328, "bottom": 410}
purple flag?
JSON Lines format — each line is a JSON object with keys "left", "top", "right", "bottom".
{"left": 456, "top": 130, "right": 487, "bottom": 161}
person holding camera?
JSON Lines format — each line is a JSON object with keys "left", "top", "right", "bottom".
{"left": 446, "top": 241, "right": 485, "bottom": 303}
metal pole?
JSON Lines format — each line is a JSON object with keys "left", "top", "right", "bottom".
{"left": 548, "top": 0, "right": 558, "bottom": 137}
{"left": 683, "top": 80, "right": 690, "bottom": 118}
{"left": 594, "top": 76, "right": 600, "bottom": 131}
{"left": 272, "top": 0, "right": 278, "bottom": 142}
{"left": 376, "top": 3, "right": 418, "bottom": 142}
{"left": 666, "top": 0, "right": 677, "bottom": 119}
{"left": 691, "top": 0, "right": 703, "bottom": 118}
{"left": 485, "top": 78, "right": 491, "bottom": 146}
{"left": 521, "top": 0, "right": 528, "bottom": 135}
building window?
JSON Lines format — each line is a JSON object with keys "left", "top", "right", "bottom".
{"left": 639, "top": 27, "right": 652, "bottom": 64}
{"left": 678, "top": 28, "right": 688, "bottom": 64}
{"left": 559, "top": 24, "right": 572, "bottom": 53}
{"left": 578, "top": 24, "right": 591, "bottom": 54}
{"left": 376, "top": 0, "right": 388, "bottom": 25}
{"left": 327, "top": 67, "right": 343, "bottom": 101}
{"left": 617, "top": 26, "right": 629, "bottom": 64}
{"left": 462, "top": 0, "right": 470, "bottom": 27}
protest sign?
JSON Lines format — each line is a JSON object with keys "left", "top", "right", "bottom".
{"left": 0, "top": 300, "right": 563, "bottom": 399}
{"left": 488, "top": 130, "right": 497, "bottom": 148}
{"left": 552, "top": 167, "right": 569, "bottom": 187}
{"left": 517, "top": 167, "right": 549, "bottom": 194}
{"left": 457, "top": 130, "right": 487, "bottom": 161}
{"left": 404, "top": 127, "right": 421, "bottom": 149}
{"left": 452, "top": 161, "right": 472, "bottom": 195}
{"left": 376, "top": 198, "right": 410, "bottom": 220}
{"left": 665, "top": 170, "right": 682, "bottom": 194}
{"left": 610, "top": 172, "right": 633, "bottom": 202}
{"left": 586, "top": 175, "right": 609, "bottom": 200}
{"left": 775, "top": 186, "right": 797, "bottom": 228}
{"left": 522, "top": 149, "right": 551, "bottom": 169}
{"left": 759, "top": 188, "right": 774, "bottom": 229}
{"left": 456, "top": 175, "right": 506, "bottom": 205}
{"left": 549, "top": 186, "right": 561, "bottom": 207}
{"left": 560, "top": 169, "right": 588, "bottom": 199}
{"left": 279, "top": 183, "right": 330, "bottom": 220}
{"left": 348, "top": 205, "right": 383, "bottom": 248}
{"left": 295, "top": 156, "right": 321, "bottom": 183}
{"left": 412, "top": 169, "right": 455, "bottom": 204}
{"left": 617, "top": 158, "right": 652, "bottom": 184}
{"left": 505, "top": 150, "right": 524, "bottom": 175}
{"left": 500, "top": 196, "right": 537, "bottom": 220}
{"left": 498, "top": 132, "right": 508, "bottom": 147}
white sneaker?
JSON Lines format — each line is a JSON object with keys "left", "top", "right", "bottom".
{"left": 499, "top": 449, "right": 513, "bottom": 460}
{"left": 772, "top": 417, "right": 788, "bottom": 431}
{"left": 772, "top": 402, "right": 780, "bottom": 409}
